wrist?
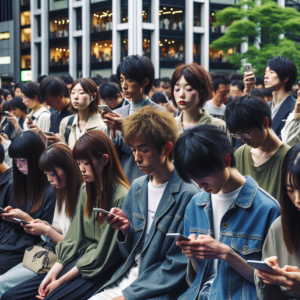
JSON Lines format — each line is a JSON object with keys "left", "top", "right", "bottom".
{"left": 221, "top": 244, "right": 234, "bottom": 262}
{"left": 44, "top": 225, "right": 51, "bottom": 237}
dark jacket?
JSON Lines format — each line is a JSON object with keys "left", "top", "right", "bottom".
{"left": 0, "top": 183, "right": 56, "bottom": 253}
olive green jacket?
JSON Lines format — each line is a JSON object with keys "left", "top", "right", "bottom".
{"left": 55, "top": 184, "right": 128, "bottom": 279}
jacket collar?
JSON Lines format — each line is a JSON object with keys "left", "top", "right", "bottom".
{"left": 71, "top": 113, "right": 101, "bottom": 130}
{"left": 196, "top": 176, "right": 258, "bottom": 209}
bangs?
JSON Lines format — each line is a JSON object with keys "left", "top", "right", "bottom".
{"left": 8, "top": 136, "right": 30, "bottom": 159}
{"left": 73, "top": 136, "right": 92, "bottom": 162}
{"left": 39, "top": 151, "right": 56, "bottom": 173}
{"left": 287, "top": 169, "right": 300, "bottom": 190}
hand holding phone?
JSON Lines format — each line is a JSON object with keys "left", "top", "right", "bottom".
{"left": 0, "top": 207, "right": 8, "bottom": 213}
{"left": 166, "top": 233, "right": 191, "bottom": 241}
{"left": 245, "top": 63, "right": 256, "bottom": 82}
{"left": 26, "top": 116, "right": 34, "bottom": 122}
{"left": 93, "top": 208, "right": 117, "bottom": 218}
{"left": 43, "top": 131, "right": 55, "bottom": 136}
{"left": 98, "top": 105, "right": 115, "bottom": 115}
{"left": 4, "top": 111, "right": 10, "bottom": 116}
{"left": 247, "top": 260, "right": 278, "bottom": 274}
{"left": 13, "top": 218, "right": 30, "bottom": 225}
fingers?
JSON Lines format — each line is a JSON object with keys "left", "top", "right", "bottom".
{"left": 282, "top": 265, "right": 300, "bottom": 273}
{"left": 265, "top": 256, "right": 280, "bottom": 267}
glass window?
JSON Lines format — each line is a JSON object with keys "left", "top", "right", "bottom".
{"left": 91, "top": 9, "right": 112, "bottom": 33}
{"left": 194, "top": 3, "right": 201, "bottom": 27}
{"left": 37, "top": 0, "right": 41, "bottom": 9}
{"left": 49, "top": 0, "right": 68, "bottom": 11}
{"left": 160, "top": 38, "right": 184, "bottom": 61}
{"left": 143, "top": 4, "right": 151, "bottom": 23}
{"left": 77, "top": 37, "right": 82, "bottom": 78}
{"left": 210, "top": 11, "right": 228, "bottom": 33}
{"left": 21, "top": 55, "right": 31, "bottom": 69}
{"left": 21, "top": 11, "right": 31, "bottom": 26}
{"left": 143, "top": 37, "right": 151, "bottom": 59}
{"left": 21, "top": 0, "right": 30, "bottom": 5}
{"left": 50, "top": 46, "right": 69, "bottom": 66}
{"left": 91, "top": 69, "right": 112, "bottom": 78}
{"left": 193, "top": 37, "right": 201, "bottom": 63}
{"left": 77, "top": 7, "right": 82, "bottom": 30}
{"left": 91, "top": 40, "right": 112, "bottom": 62}
{"left": 121, "top": 38, "right": 128, "bottom": 60}
{"left": 121, "top": 0, "right": 128, "bottom": 24}
{"left": 36, "top": 15, "right": 41, "bottom": 37}
{"left": 49, "top": 17, "right": 69, "bottom": 39}
{"left": 21, "top": 28, "right": 31, "bottom": 49}
{"left": 209, "top": 46, "right": 240, "bottom": 63}
{"left": 159, "top": 6, "right": 184, "bottom": 31}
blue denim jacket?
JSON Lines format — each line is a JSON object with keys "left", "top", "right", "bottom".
{"left": 96, "top": 169, "right": 200, "bottom": 300}
{"left": 179, "top": 176, "right": 281, "bottom": 300}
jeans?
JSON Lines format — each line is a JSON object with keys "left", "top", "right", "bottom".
{"left": 199, "top": 285, "right": 210, "bottom": 300}
{"left": 0, "top": 262, "right": 37, "bottom": 297}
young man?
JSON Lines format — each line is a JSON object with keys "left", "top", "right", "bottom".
{"left": 99, "top": 82, "right": 129, "bottom": 110}
{"left": 230, "top": 79, "right": 244, "bottom": 99}
{"left": 90, "top": 106, "right": 200, "bottom": 300}
{"left": 203, "top": 74, "right": 230, "bottom": 120}
{"left": 156, "top": 77, "right": 171, "bottom": 100}
{"left": 174, "top": 125, "right": 281, "bottom": 300}
{"left": 60, "top": 74, "right": 74, "bottom": 94}
{"left": 102, "top": 54, "right": 162, "bottom": 183}
{"left": 244, "top": 56, "right": 297, "bottom": 140}
{"left": 14, "top": 82, "right": 23, "bottom": 98}
{"left": 225, "top": 95, "right": 290, "bottom": 202}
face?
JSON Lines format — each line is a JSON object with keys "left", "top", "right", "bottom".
{"left": 15, "top": 88, "right": 23, "bottom": 98}
{"left": 129, "top": 138, "right": 167, "bottom": 175}
{"left": 23, "top": 95, "right": 36, "bottom": 109}
{"left": 44, "top": 94, "right": 65, "bottom": 111}
{"left": 70, "top": 83, "right": 92, "bottom": 111}
{"left": 44, "top": 167, "right": 67, "bottom": 189}
{"left": 264, "top": 67, "right": 282, "bottom": 91}
{"left": 286, "top": 175, "right": 300, "bottom": 211}
{"left": 230, "top": 85, "right": 243, "bottom": 98}
{"left": 66, "top": 84, "right": 72, "bottom": 95}
{"left": 11, "top": 107, "right": 23, "bottom": 118}
{"left": 213, "top": 84, "right": 230, "bottom": 104}
{"left": 119, "top": 73, "right": 144, "bottom": 100}
{"left": 77, "top": 159, "right": 95, "bottom": 182}
{"left": 14, "top": 158, "right": 28, "bottom": 175}
{"left": 255, "top": 84, "right": 264, "bottom": 90}
{"left": 6, "top": 94, "right": 12, "bottom": 101}
{"left": 233, "top": 126, "right": 267, "bottom": 148}
{"left": 173, "top": 76, "right": 200, "bottom": 111}
{"left": 100, "top": 95, "right": 121, "bottom": 109}
{"left": 158, "top": 82, "right": 171, "bottom": 97}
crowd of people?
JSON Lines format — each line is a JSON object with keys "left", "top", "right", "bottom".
{"left": 0, "top": 54, "right": 299, "bottom": 300}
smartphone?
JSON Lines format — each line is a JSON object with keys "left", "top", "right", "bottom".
{"left": 43, "top": 131, "right": 55, "bottom": 136}
{"left": 93, "top": 208, "right": 117, "bottom": 217}
{"left": 26, "top": 115, "right": 34, "bottom": 122}
{"left": 98, "top": 105, "right": 115, "bottom": 115}
{"left": 0, "top": 207, "right": 8, "bottom": 213}
{"left": 13, "top": 218, "right": 30, "bottom": 225}
{"left": 4, "top": 111, "right": 10, "bottom": 116}
{"left": 166, "top": 233, "right": 191, "bottom": 241}
{"left": 245, "top": 63, "right": 256, "bottom": 82}
{"left": 247, "top": 260, "right": 278, "bottom": 274}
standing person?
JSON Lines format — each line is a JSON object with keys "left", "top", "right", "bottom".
{"left": 0, "top": 143, "right": 84, "bottom": 297}
{"left": 14, "top": 83, "right": 23, "bottom": 98}
{"left": 101, "top": 54, "right": 162, "bottom": 184}
{"left": 174, "top": 125, "right": 281, "bottom": 300}
{"left": 59, "top": 74, "right": 74, "bottom": 94}
{"left": 225, "top": 95, "right": 290, "bottom": 202}
{"left": 21, "top": 82, "right": 51, "bottom": 132}
{"left": 171, "top": 63, "right": 230, "bottom": 138}
{"left": 0, "top": 131, "right": 56, "bottom": 275}
{"left": 203, "top": 74, "right": 230, "bottom": 120}
{"left": 4, "top": 131, "right": 130, "bottom": 300}
{"left": 255, "top": 144, "right": 300, "bottom": 299}
{"left": 156, "top": 77, "right": 172, "bottom": 100}
{"left": 3, "top": 91, "right": 12, "bottom": 102}
{"left": 90, "top": 106, "right": 199, "bottom": 300}
{"left": 59, "top": 78, "right": 108, "bottom": 148}
{"left": 229, "top": 79, "right": 244, "bottom": 99}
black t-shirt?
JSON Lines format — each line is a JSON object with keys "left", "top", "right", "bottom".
{"left": 49, "top": 103, "right": 73, "bottom": 134}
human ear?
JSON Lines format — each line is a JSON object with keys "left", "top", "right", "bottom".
{"left": 143, "top": 78, "right": 150, "bottom": 88}
{"left": 264, "top": 117, "right": 269, "bottom": 128}
{"left": 163, "top": 142, "right": 173, "bottom": 157}
{"left": 224, "top": 153, "right": 231, "bottom": 167}
{"left": 102, "top": 154, "right": 109, "bottom": 166}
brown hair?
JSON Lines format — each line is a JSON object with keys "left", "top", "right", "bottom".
{"left": 39, "top": 143, "right": 84, "bottom": 220}
{"left": 69, "top": 78, "right": 100, "bottom": 114}
{"left": 122, "top": 105, "right": 178, "bottom": 160}
{"left": 170, "top": 63, "right": 213, "bottom": 108}
{"left": 73, "top": 130, "right": 130, "bottom": 225}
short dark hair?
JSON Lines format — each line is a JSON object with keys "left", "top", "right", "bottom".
{"left": 225, "top": 95, "right": 272, "bottom": 133}
{"left": 39, "top": 76, "right": 69, "bottom": 101}
{"left": 60, "top": 74, "right": 74, "bottom": 85}
{"left": 230, "top": 80, "right": 244, "bottom": 92}
{"left": 10, "top": 97, "right": 28, "bottom": 113}
{"left": 157, "top": 77, "right": 171, "bottom": 87}
{"left": 255, "top": 76, "right": 264, "bottom": 87}
{"left": 267, "top": 56, "right": 297, "bottom": 93}
{"left": 3, "top": 91, "right": 12, "bottom": 100}
{"left": 151, "top": 92, "right": 168, "bottom": 104}
{"left": 117, "top": 55, "right": 154, "bottom": 95}
{"left": 99, "top": 82, "right": 121, "bottom": 101}
{"left": 14, "top": 82, "right": 24, "bottom": 90}
{"left": 211, "top": 74, "right": 230, "bottom": 91}
{"left": 2, "top": 101, "right": 11, "bottom": 112}
{"left": 90, "top": 75, "right": 105, "bottom": 87}
{"left": 174, "top": 125, "right": 236, "bottom": 183}
{"left": 250, "top": 88, "right": 264, "bottom": 101}
{"left": 0, "top": 143, "right": 4, "bottom": 164}
{"left": 263, "top": 89, "right": 273, "bottom": 97}
{"left": 37, "top": 75, "right": 47, "bottom": 84}
{"left": 21, "top": 82, "right": 42, "bottom": 103}
{"left": 229, "top": 72, "right": 243, "bottom": 82}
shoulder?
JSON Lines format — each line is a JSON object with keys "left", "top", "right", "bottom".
{"left": 278, "top": 143, "right": 291, "bottom": 155}
{"left": 185, "top": 191, "right": 206, "bottom": 214}
{"left": 268, "top": 216, "right": 282, "bottom": 233}
{"left": 60, "top": 115, "right": 74, "bottom": 127}
{"left": 210, "top": 116, "right": 227, "bottom": 127}
{"left": 235, "top": 144, "right": 248, "bottom": 157}
{"left": 179, "top": 180, "right": 201, "bottom": 197}
{"left": 113, "top": 184, "right": 129, "bottom": 202}
{"left": 44, "top": 184, "right": 56, "bottom": 200}
{"left": 255, "top": 187, "right": 281, "bottom": 212}
{"left": 174, "top": 114, "right": 181, "bottom": 124}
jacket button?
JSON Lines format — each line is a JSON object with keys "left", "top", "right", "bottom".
{"left": 243, "top": 245, "right": 248, "bottom": 251}
{"left": 222, "top": 223, "right": 229, "bottom": 228}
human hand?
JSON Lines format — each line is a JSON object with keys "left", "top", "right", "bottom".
{"left": 27, "top": 121, "right": 42, "bottom": 135}
{"left": 0, "top": 133, "right": 8, "bottom": 144}
{"left": 0, "top": 206, "right": 31, "bottom": 223}
{"left": 243, "top": 72, "right": 255, "bottom": 95}
{"left": 101, "top": 208, "right": 129, "bottom": 236}
{"left": 37, "top": 274, "right": 58, "bottom": 299}
{"left": 164, "top": 103, "right": 178, "bottom": 114}
{"left": 6, "top": 113, "right": 19, "bottom": 127}
{"left": 22, "top": 219, "right": 50, "bottom": 236}
{"left": 102, "top": 111, "right": 123, "bottom": 132}
{"left": 112, "top": 296, "right": 126, "bottom": 300}
{"left": 36, "top": 279, "right": 61, "bottom": 299}
{"left": 45, "top": 133, "right": 63, "bottom": 144}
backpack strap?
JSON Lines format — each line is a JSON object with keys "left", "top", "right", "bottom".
{"left": 64, "top": 115, "right": 75, "bottom": 145}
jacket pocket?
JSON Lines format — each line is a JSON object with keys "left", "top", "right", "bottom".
{"left": 230, "top": 236, "right": 263, "bottom": 260}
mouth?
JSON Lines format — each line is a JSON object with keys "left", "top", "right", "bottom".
{"left": 73, "top": 103, "right": 79, "bottom": 106}
{"left": 204, "top": 189, "right": 213, "bottom": 193}
{"left": 179, "top": 101, "right": 186, "bottom": 105}
{"left": 138, "top": 166, "right": 146, "bottom": 170}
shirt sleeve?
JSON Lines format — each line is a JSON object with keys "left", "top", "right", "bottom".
{"left": 37, "top": 112, "right": 51, "bottom": 132}
{"left": 281, "top": 112, "right": 300, "bottom": 147}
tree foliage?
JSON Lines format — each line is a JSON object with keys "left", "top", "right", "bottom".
{"left": 211, "top": 0, "right": 300, "bottom": 76}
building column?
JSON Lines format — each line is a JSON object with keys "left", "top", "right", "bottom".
{"left": 82, "top": 0, "right": 90, "bottom": 77}
{"left": 185, "top": 0, "right": 194, "bottom": 64}
{"left": 41, "top": 1, "right": 49, "bottom": 76}
{"left": 151, "top": 0, "right": 159, "bottom": 78}
{"left": 201, "top": 0, "right": 209, "bottom": 70}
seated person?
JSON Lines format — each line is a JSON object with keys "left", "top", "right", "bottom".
{"left": 90, "top": 106, "right": 200, "bottom": 300}
{"left": 255, "top": 144, "right": 300, "bottom": 299}
{"left": 226, "top": 95, "right": 290, "bottom": 202}
{"left": 174, "top": 125, "right": 281, "bottom": 300}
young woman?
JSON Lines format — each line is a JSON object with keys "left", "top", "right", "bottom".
{"left": 171, "top": 63, "right": 230, "bottom": 139}
{"left": 3, "top": 97, "right": 28, "bottom": 140}
{"left": 3, "top": 130, "right": 130, "bottom": 300}
{"left": 58, "top": 78, "right": 108, "bottom": 148}
{"left": 21, "top": 82, "right": 51, "bottom": 132}
{"left": 0, "top": 131, "right": 56, "bottom": 275}
{"left": 255, "top": 144, "right": 300, "bottom": 299}
{"left": 3, "top": 91, "right": 12, "bottom": 102}
{"left": 0, "top": 143, "right": 84, "bottom": 297}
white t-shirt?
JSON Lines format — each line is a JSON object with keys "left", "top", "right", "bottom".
{"left": 205, "top": 186, "right": 243, "bottom": 285}
{"left": 23, "top": 106, "right": 50, "bottom": 132}
{"left": 52, "top": 200, "right": 72, "bottom": 237}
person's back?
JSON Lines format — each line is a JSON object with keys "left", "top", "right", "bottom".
{"left": 226, "top": 95, "right": 290, "bottom": 202}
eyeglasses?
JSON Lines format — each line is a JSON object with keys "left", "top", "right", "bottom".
{"left": 230, "top": 128, "right": 255, "bottom": 140}
{"left": 102, "top": 99, "right": 112, "bottom": 104}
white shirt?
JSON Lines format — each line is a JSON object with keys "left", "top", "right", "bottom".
{"left": 52, "top": 201, "right": 72, "bottom": 237}
{"left": 205, "top": 186, "right": 243, "bottom": 286}
{"left": 23, "top": 106, "right": 50, "bottom": 132}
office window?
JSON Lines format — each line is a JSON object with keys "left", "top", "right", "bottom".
{"left": 143, "top": 4, "right": 151, "bottom": 23}
{"left": 49, "top": 17, "right": 69, "bottom": 39}
{"left": 194, "top": 3, "right": 201, "bottom": 27}
{"left": 50, "top": 46, "right": 69, "bottom": 66}
{"left": 160, "top": 38, "right": 184, "bottom": 61}
{"left": 36, "top": 15, "right": 41, "bottom": 37}
{"left": 91, "top": 9, "right": 112, "bottom": 33}
{"left": 91, "top": 40, "right": 112, "bottom": 62}
{"left": 0, "top": 0, "right": 13, "bottom": 21}
{"left": 121, "top": 0, "right": 128, "bottom": 23}
{"left": 21, "top": 28, "right": 31, "bottom": 49}
{"left": 77, "top": 37, "right": 82, "bottom": 78}
{"left": 209, "top": 46, "right": 240, "bottom": 63}
{"left": 21, "top": 0, "right": 30, "bottom": 5}
{"left": 20, "top": 11, "right": 31, "bottom": 26}
{"left": 121, "top": 38, "right": 128, "bottom": 60}
{"left": 76, "top": 7, "right": 82, "bottom": 30}
{"left": 210, "top": 11, "right": 227, "bottom": 33}
{"left": 143, "top": 36, "right": 151, "bottom": 59}
{"left": 159, "top": 6, "right": 184, "bottom": 31}
{"left": 49, "top": 0, "right": 68, "bottom": 11}
{"left": 21, "top": 55, "right": 31, "bottom": 69}
{"left": 193, "top": 35, "right": 201, "bottom": 64}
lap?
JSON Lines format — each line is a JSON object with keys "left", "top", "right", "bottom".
{"left": 0, "top": 252, "right": 24, "bottom": 275}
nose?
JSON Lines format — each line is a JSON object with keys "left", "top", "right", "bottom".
{"left": 121, "top": 80, "right": 127, "bottom": 90}
{"left": 295, "top": 191, "right": 300, "bottom": 204}
{"left": 134, "top": 151, "right": 142, "bottom": 163}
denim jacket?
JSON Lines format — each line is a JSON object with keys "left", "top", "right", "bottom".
{"left": 179, "top": 176, "right": 281, "bottom": 300}
{"left": 96, "top": 169, "right": 200, "bottom": 300}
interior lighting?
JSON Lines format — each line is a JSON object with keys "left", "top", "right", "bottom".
{"left": 163, "top": 11, "right": 171, "bottom": 14}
